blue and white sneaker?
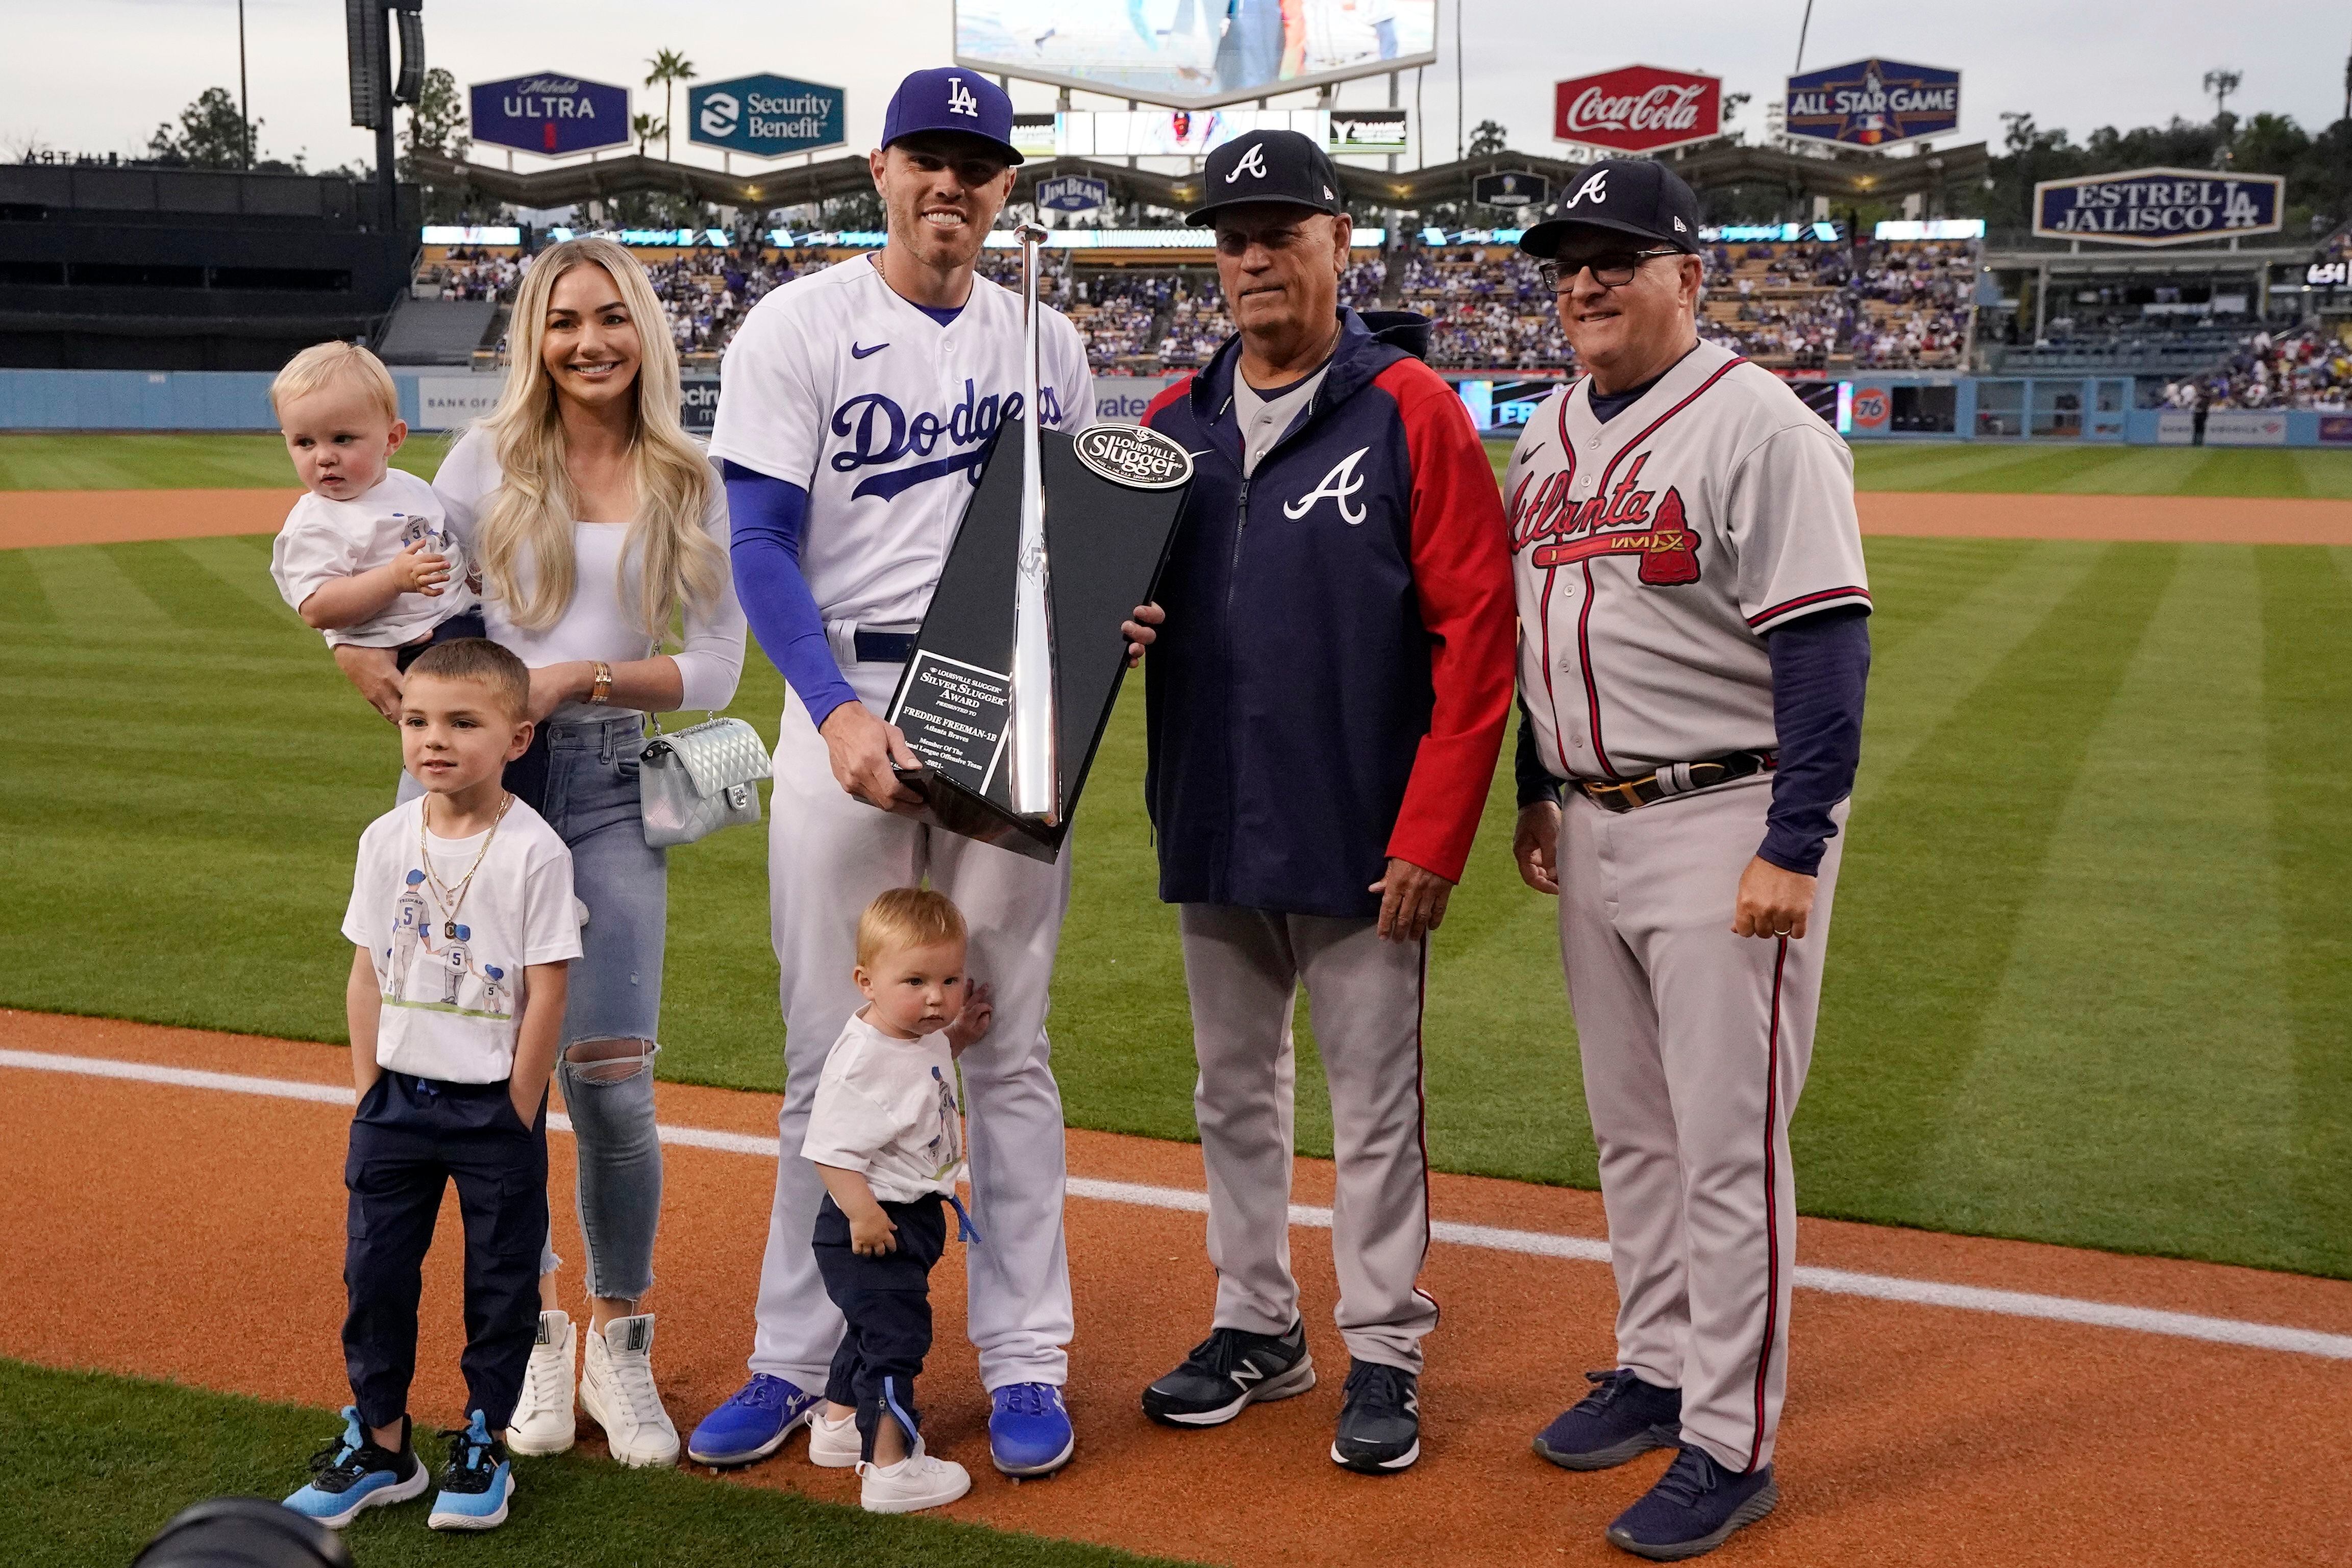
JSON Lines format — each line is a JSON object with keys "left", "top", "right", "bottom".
{"left": 686, "top": 1373, "right": 820, "bottom": 1467}
{"left": 428, "top": 1411, "right": 514, "bottom": 1532}
{"left": 988, "top": 1382, "right": 1074, "bottom": 1477}
{"left": 283, "top": 1407, "right": 427, "bottom": 1529}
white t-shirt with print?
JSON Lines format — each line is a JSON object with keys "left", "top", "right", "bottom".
{"left": 270, "top": 468, "right": 478, "bottom": 648}
{"left": 799, "top": 1012, "right": 966, "bottom": 1204}
{"left": 342, "top": 794, "right": 583, "bottom": 1083}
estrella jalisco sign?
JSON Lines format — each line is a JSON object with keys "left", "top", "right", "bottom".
{"left": 688, "top": 74, "right": 845, "bottom": 159}
{"left": 1784, "top": 58, "right": 1959, "bottom": 148}
{"left": 2033, "top": 167, "right": 2284, "bottom": 246}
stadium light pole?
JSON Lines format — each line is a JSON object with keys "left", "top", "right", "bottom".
{"left": 237, "top": 0, "right": 252, "bottom": 168}
{"left": 1453, "top": 0, "right": 1463, "bottom": 163}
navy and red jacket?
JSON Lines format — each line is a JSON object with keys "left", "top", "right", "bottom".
{"left": 1140, "top": 308, "right": 1515, "bottom": 919}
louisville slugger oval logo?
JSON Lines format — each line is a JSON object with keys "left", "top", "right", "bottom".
{"left": 1072, "top": 424, "right": 1194, "bottom": 490}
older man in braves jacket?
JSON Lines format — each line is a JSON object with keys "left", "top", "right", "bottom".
{"left": 1123, "top": 130, "right": 1515, "bottom": 1475}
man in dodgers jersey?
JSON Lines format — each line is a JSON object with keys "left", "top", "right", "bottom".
{"left": 688, "top": 68, "right": 1095, "bottom": 1480}
{"left": 1502, "top": 161, "right": 1872, "bottom": 1560}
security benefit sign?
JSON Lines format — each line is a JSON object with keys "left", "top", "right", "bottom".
{"left": 470, "top": 73, "right": 630, "bottom": 157}
{"left": 1036, "top": 175, "right": 1109, "bottom": 213}
{"left": 689, "top": 75, "right": 846, "bottom": 159}
{"left": 2034, "top": 168, "right": 2284, "bottom": 246}
{"left": 1784, "top": 58, "right": 1959, "bottom": 148}
{"left": 1554, "top": 66, "right": 1721, "bottom": 154}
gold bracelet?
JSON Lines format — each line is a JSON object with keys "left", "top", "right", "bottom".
{"left": 588, "top": 661, "right": 613, "bottom": 705}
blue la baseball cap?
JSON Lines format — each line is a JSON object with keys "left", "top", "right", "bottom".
{"left": 880, "top": 67, "right": 1025, "bottom": 166}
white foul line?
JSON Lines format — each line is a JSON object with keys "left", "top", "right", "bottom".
{"left": 7, "top": 1047, "right": 2350, "bottom": 1363}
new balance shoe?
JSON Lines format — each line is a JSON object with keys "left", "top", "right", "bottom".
{"left": 1142, "top": 1319, "right": 1316, "bottom": 1427}
{"left": 1606, "top": 1447, "right": 1778, "bottom": 1561}
{"left": 282, "top": 1407, "right": 427, "bottom": 1529}
{"left": 807, "top": 1407, "right": 861, "bottom": 1469}
{"left": 858, "top": 1439, "right": 972, "bottom": 1514}
{"left": 427, "top": 1411, "right": 514, "bottom": 1532}
{"left": 1330, "top": 1359, "right": 1420, "bottom": 1475}
{"left": 687, "top": 1373, "right": 820, "bottom": 1467}
{"left": 580, "top": 1313, "right": 680, "bottom": 1467}
{"left": 505, "top": 1309, "right": 577, "bottom": 1456}
{"left": 988, "top": 1382, "right": 1074, "bottom": 1476}
{"left": 1537, "top": 1368, "right": 1681, "bottom": 1471}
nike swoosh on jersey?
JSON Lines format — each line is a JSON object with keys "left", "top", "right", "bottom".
{"left": 850, "top": 446, "right": 988, "bottom": 502}
{"left": 851, "top": 341, "right": 888, "bottom": 359}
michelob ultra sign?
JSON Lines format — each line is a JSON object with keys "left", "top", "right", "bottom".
{"left": 2033, "top": 167, "right": 2284, "bottom": 246}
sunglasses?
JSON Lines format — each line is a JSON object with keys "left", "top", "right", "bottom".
{"left": 1538, "top": 247, "right": 1682, "bottom": 292}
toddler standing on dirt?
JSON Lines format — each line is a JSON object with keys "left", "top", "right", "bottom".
{"left": 284, "top": 637, "right": 581, "bottom": 1534}
{"left": 265, "top": 341, "right": 483, "bottom": 714}
{"left": 801, "top": 888, "right": 994, "bottom": 1514}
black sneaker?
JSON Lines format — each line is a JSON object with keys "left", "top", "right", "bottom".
{"left": 1141, "top": 1319, "right": 1316, "bottom": 1427}
{"left": 1606, "top": 1446, "right": 1778, "bottom": 1561}
{"left": 1329, "top": 1359, "right": 1420, "bottom": 1475}
{"left": 1535, "top": 1367, "right": 1680, "bottom": 1471}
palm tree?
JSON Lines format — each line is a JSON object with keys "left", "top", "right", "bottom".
{"left": 633, "top": 113, "right": 667, "bottom": 157}
{"left": 646, "top": 49, "right": 697, "bottom": 162}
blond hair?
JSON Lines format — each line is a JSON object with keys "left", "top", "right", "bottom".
{"left": 270, "top": 341, "right": 399, "bottom": 425}
{"left": 475, "top": 237, "right": 726, "bottom": 637}
{"left": 406, "top": 637, "right": 531, "bottom": 720}
{"left": 856, "top": 888, "right": 969, "bottom": 969}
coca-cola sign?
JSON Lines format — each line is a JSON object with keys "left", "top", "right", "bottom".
{"left": 1553, "top": 65, "right": 1722, "bottom": 154}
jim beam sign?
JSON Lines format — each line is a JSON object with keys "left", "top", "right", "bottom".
{"left": 2033, "top": 167, "right": 2284, "bottom": 247}
{"left": 1553, "top": 66, "right": 1721, "bottom": 155}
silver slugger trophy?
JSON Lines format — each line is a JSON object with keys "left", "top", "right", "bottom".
{"left": 1007, "top": 221, "right": 1060, "bottom": 823}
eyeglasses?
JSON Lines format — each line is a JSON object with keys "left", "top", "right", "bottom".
{"left": 1539, "top": 248, "right": 1682, "bottom": 292}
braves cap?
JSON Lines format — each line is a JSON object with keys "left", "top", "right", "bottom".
{"left": 1518, "top": 159, "right": 1701, "bottom": 259}
{"left": 880, "top": 67, "right": 1025, "bottom": 166}
{"left": 1185, "top": 130, "right": 1347, "bottom": 227}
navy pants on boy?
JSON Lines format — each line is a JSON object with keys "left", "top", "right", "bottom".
{"left": 813, "top": 1192, "right": 947, "bottom": 1461}
{"left": 343, "top": 1071, "right": 548, "bottom": 1433}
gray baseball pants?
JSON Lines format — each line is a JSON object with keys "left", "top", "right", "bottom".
{"left": 1179, "top": 905, "right": 1439, "bottom": 1373}
{"left": 1555, "top": 777, "right": 1847, "bottom": 1473}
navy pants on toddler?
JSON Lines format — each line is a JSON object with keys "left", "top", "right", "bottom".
{"left": 813, "top": 1192, "right": 948, "bottom": 1461}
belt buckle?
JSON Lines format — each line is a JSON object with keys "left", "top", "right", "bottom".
{"left": 1585, "top": 776, "right": 1650, "bottom": 812}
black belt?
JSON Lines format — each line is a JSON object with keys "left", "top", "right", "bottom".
{"left": 1577, "top": 751, "right": 1776, "bottom": 814}
{"left": 852, "top": 629, "right": 919, "bottom": 664}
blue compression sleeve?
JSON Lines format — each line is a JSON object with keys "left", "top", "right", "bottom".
{"left": 1514, "top": 699, "right": 1564, "bottom": 809}
{"left": 1760, "top": 606, "right": 1871, "bottom": 876}
{"left": 723, "top": 460, "right": 859, "bottom": 729}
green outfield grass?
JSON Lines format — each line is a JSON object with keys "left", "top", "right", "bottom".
{"left": 0, "top": 432, "right": 454, "bottom": 491}
{"left": 0, "top": 1360, "right": 1168, "bottom": 1568}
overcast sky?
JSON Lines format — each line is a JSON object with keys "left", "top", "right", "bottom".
{"left": 4, "top": 1, "right": 2346, "bottom": 175}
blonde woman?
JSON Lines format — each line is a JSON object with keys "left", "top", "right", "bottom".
{"left": 431, "top": 237, "right": 746, "bottom": 1468}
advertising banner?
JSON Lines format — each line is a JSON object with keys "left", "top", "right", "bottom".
{"left": 1784, "top": 58, "right": 1959, "bottom": 148}
{"left": 1553, "top": 66, "right": 1721, "bottom": 154}
{"left": 2156, "top": 408, "right": 2289, "bottom": 445}
{"left": 415, "top": 377, "right": 505, "bottom": 432}
{"left": 1037, "top": 107, "right": 1403, "bottom": 158}
{"left": 1092, "top": 374, "right": 1187, "bottom": 423}
{"left": 469, "top": 72, "right": 631, "bottom": 157}
{"left": 2320, "top": 414, "right": 2352, "bottom": 443}
{"left": 1329, "top": 108, "right": 1410, "bottom": 154}
{"left": 1037, "top": 175, "right": 1109, "bottom": 213}
{"left": 1473, "top": 170, "right": 1550, "bottom": 210}
{"left": 687, "top": 75, "right": 845, "bottom": 159}
{"left": 2034, "top": 168, "right": 2284, "bottom": 246}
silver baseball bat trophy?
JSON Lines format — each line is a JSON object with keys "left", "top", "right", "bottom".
{"left": 1006, "top": 222, "right": 1060, "bottom": 824}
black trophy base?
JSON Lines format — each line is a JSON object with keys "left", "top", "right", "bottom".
{"left": 892, "top": 762, "right": 1063, "bottom": 863}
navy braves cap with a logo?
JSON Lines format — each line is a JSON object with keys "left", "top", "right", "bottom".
{"left": 1518, "top": 159, "right": 1702, "bottom": 258}
{"left": 1185, "top": 130, "right": 1347, "bottom": 226}
{"left": 881, "top": 67, "right": 1025, "bottom": 166}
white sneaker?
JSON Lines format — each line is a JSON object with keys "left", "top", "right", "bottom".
{"left": 807, "top": 1409, "right": 860, "bottom": 1469}
{"left": 858, "top": 1440, "right": 971, "bottom": 1514}
{"left": 504, "top": 1310, "right": 577, "bottom": 1456}
{"left": 579, "top": 1314, "right": 680, "bottom": 1467}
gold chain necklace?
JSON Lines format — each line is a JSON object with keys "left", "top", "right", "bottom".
{"left": 417, "top": 792, "right": 513, "bottom": 941}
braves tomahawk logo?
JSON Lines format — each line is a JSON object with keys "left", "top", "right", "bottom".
{"left": 1284, "top": 446, "right": 1370, "bottom": 525}
{"left": 1227, "top": 142, "right": 1268, "bottom": 182}
{"left": 946, "top": 76, "right": 979, "bottom": 118}
{"left": 1509, "top": 452, "right": 1700, "bottom": 584}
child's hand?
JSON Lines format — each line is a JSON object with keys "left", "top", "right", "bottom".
{"left": 946, "top": 981, "right": 993, "bottom": 1058}
{"left": 388, "top": 540, "right": 452, "bottom": 597}
{"left": 849, "top": 1207, "right": 900, "bottom": 1257}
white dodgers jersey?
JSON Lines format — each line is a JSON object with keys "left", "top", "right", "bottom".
{"left": 709, "top": 255, "right": 1096, "bottom": 632}
{"left": 1505, "top": 340, "right": 1870, "bottom": 781}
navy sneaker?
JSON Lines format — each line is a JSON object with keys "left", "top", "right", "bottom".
{"left": 1606, "top": 1446, "right": 1778, "bottom": 1561}
{"left": 686, "top": 1373, "right": 820, "bottom": 1467}
{"left": 283, "top": 1407, "right": 427, "bottom": 1529}
{"left": 1330, "top": 1359, "right": 1420, "bottom": 1475}
{"left": 1142, "top": 1319, "right": 1316, "bottom": 1427}
{"left": 428, "top": 1411, "right": 514, "bottom": 1532}
{"left": 988, "top": 1382, "right": 1074, "bottom": 1476}
{"left": 1536, "top": 1368, "right": 1680, "bottom": 1471}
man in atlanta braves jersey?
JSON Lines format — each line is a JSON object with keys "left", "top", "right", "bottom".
{"left": 688, "top": 67, "right": 1095, "bottom": 1480}
{"left": 1503, "top": 160, "right": 1871, "bottom": 1560}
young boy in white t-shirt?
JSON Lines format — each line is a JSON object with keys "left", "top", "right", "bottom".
{"left": 266, "top": 341, "right": 483, "bottom": 706}
{"left": 801, "top": 888, "right": 996, "bottom": 1515}
{"left": 283, "top": 637, "right": 581, "bottom": 1536}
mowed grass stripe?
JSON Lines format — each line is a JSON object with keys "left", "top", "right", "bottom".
{"left": 0, "top": 545, "right": 56, "bottom": 624}
{"left": 21, "top": 544, "right": 171, "bottom": 630}
{"left": 175, "top": 533, "right": 304, "bottom": 622}
{"left": 0, "top": 432, "right": 453, "bottom": 491}
{"left": 1801, "top": 543, "right": 2177, "bottom": 1216}
{"left": 100, "top": 540, "right": 289, "bottom": 636}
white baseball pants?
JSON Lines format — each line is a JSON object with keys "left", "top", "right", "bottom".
{"left": 1555, "top": 778, "right": 1847, "bottom": 1473}
{"left": 747, "top": 666, "right": 1074, "bottom": 1394}
{"left": 1179, "top": 905, "right": 1439, "bottom": 1373}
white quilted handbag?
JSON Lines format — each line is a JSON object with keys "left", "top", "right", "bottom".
{"left": 638, "top": 714, "right": 772, "bottom": 848}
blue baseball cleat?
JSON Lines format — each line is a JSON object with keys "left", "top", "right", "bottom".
{"left": 988, "top": 1382, "right": 1074, "bottom": 1476}
{"left": 686, "top": 1373, "right": 821, "bottom": 1467}
{"left": 428, "top": 1410, "right": 515, "bottom": 1532}
{"left": 1606, "top": 1446, "right": 1779, "bottom": 1561}
{"left": 283, "top": 1407, "right": 427, "bottom": 1529}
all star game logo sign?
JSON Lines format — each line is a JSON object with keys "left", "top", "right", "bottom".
{"left": 2034, "top": 167, "right": 2284, "bottom": 246}
{"left": 1784, "top": 58, "right": 1959, "bottom": 148}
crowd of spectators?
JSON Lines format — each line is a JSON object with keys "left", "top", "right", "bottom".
{"left": 417, "top": 248, "right": 523, "bottom": 302}
{"left": 1393, "top": 249, "right": 1572, "bottom": 369}
{"left": 2164, "top": 324, "right": 2352, "bottom": 411}
{"left": 1699, "top": 239, "right": 1973, "bottom": 370}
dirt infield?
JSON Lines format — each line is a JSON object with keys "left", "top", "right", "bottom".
{"left": 0, "top": 487, "right": 299, "bottom": 549}
{"left": 8, "top": 1009, "right": 2351, "bottom": 1567}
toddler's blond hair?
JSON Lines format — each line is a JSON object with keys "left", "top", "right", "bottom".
{"left": 270, "top": 340, "right": 400, "bottom": 425}
{"left": 856, "top": 888, "right": 968, "bottom": 970}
